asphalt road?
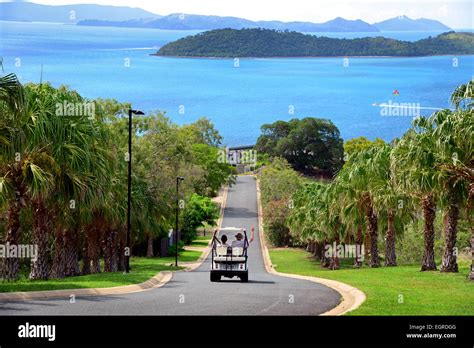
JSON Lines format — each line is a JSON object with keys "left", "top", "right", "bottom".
{"left": 0, "top": 176, "right": 341, "bottom": 315}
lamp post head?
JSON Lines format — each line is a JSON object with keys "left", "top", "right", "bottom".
{"left": 177, "top": 176, "right": 185, "bottom": 181}
{"left": 129, "top": 109, "right": 145, "bottom": 115}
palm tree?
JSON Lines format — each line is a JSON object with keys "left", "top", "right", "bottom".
{"left": 392, "top": 118, "right": 441, "bottom": 271}
{"left": 325, "top": 182, "right": 349, "bottom": 270}
{"left": 450, "top": 80, "right": 474, "bottom": 110}
{"left": 369, "top": 144, "right": 413, "bottom": 266}
{"left": 0, "top": 74, "right": 27, "bottom": 280}
{"left": 469, "top": 183, "right": 474, "bottom": 280}
{"left": 287, "top": 182, "right": 330, "bottom": 265}
{"left": 450, "top": 81, "right": 474, "bottom": 279}
{"left": 22, "top": 83, "right": 111, "bottom": 280}
{"left": 0, "top": 75, "right": 53, "bottom": 280}
{"left": 346, "top": 149, "right": 381, "bottom": 268}
{"left": 430, "top": 82, "right": 473, "bottom": 273}
{"left": 335, "top": 169, "right": 366, "bottom": 267}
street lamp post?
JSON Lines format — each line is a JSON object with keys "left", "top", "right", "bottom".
{"left": 126, "top": 108, "right": 145, "bottom": 274}
{"left": 175, "top": 176, "right": 185, "bottom": 267}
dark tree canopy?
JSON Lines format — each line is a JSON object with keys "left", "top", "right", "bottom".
{"left": 156, "top": 29, "right": 474, "bottom": 58}
{"left": 256, "top": 117, "right": 344, "bottom": 175}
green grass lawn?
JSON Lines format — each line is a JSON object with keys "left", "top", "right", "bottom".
{"left": 269, "top": 248, "right": 474, "bottom": 315}
{"left": 0, "top": 257, "right": 183, "bottom": 293}
{"left": 195, "top": 235, "right": 212, "bottom": 241}
{"left": 187, "top": 235, "right": 212, "bottom": 248}
{"left": 158, "top": 250, "right": 203, "bottom": 264}
{"left": 189, "top": 239, "right": 211, "bottom": 248}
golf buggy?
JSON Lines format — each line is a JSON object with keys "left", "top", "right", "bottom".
{"left": 210, "top": 227, "right": 249, "bottom": 282}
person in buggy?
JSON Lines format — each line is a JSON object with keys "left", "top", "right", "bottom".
{"left": 210, "top": 227, "right": 255, "bottom": 282}
{"left": 231, "top": 228, "right": 254, "bottom": 248}
{"left": 219, "top": 235, "right": 230, "bottom": 247}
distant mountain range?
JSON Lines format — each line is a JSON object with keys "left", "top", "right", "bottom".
{"left": 77, "top": 14, "right": 453, "bottom": 33}
{"left": 78, "top": 15, "right": 380, "bottom": 32}
{"left": 374, "top": 15, "right": 451, "bottom": 31}
{"left": 0, "top": 2, "right": 159, "bottom": 23}
{"left": 0, "top": 2, "right": 452, "bottom": 33}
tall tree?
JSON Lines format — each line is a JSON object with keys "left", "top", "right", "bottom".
{"left": 392, "top": 119, "right": 441, "bottom": 271}
{"left": 432, "top": 82, "right": 473, "bottom": 273}
{"left": 256, "top": 117, "right": 344, "bottom": 176}
{"left": 345, "top": 149, "right": 381, "bottom": 267}
{"left": 0, "top": 74, "right": 54, "bottom": 280}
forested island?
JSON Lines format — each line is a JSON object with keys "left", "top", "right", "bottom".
{"left": 155, "top": 29, "right": 474, "bottom": 58}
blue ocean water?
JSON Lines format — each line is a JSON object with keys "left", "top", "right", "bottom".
{"left": 1, "top": 21, "right": 473, "bottom": 146}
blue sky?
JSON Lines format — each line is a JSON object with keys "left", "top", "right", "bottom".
{"left": 4, "top": 0, "right": 474, "bottom": 28}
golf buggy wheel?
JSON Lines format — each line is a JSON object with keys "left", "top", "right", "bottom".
{"left": 240, "top": 272, "right": 248, "bottom": 282}
{"left": 210, "top": 273, "right": 220, "bottom": 282}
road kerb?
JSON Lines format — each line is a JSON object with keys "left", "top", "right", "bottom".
{"left": 255, "top": 176, "right": 366, "bottom": 316}
{"left": 0, "top": 271, "right": 172, "bottom": 301}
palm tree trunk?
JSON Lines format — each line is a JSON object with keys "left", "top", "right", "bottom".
{"left": 29, "top": 198, "right": 50, "bottom": 280}
{"left": 328, "top": 237, "right": 340, "bottom": 270}
{"left": 103, "top": 230, "right": 118, "bottom": 272}
{"left": 328, "top": 255, "right": 340, "bottom": 270}
{"left": 364, "top": 232, "right": 370, "bottom": 264}
{"left": 117, "top": 236, "right": 125, "bottom": 272}
{"left": 365, "top": 198, "right": 380, "bottom": 268}
{"left": 2, "top": 197, "right": 22, "bottom": 281}
{"left": 470, "top": 224, "right": 474, "bottom": 280}
{"left": 314, "top": 242, "right": 322, "bottom": 261}
{"left": 440, "top": 198, "right": 459, "bottom": 272}
{"left": 468, "top": 183, "right": 474, "bottom": 280}
{"left": 2, "top": 165, "right": 26, "bottom": 281}
{"left": 89, "top": 228, "right": 101, "bottom": 274}
{"left": 320, "top": 240, "right": 330, "bottom": 268}
{"left": 421, "top": 194, "right": 437, "bottom": 271}
{"left": 385, "top": 210, "right": 397, "bottom": 266}
{"left": 147, "top": 234, "right": 154, "bottom": 257}
{"left": 87, "top": 213, "right": 103, "bottom": 274}
{"left": 81, "top": 235, "right": 91, "bottom": 275}
{"left": 51, "top": 227, "right": 66, "bottom": 279}
{"left": 64, "top": 227, "right": 80, "bottom": 277}
{"left": 353, "top": 225, "right": 363, "bottom": 268}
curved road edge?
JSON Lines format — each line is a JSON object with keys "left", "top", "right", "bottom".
{"left": 0, "top": 186, "right": 229, "bottom": 302}
{"left": 255, "top": 176, "right": 366, "bottom": 316}
{"left": 0, "top": 271, "right": 173, "bottom": 301}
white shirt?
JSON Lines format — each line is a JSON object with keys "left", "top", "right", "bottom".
{"left": 231, "top": 239, "right": 247, "bottom": 248}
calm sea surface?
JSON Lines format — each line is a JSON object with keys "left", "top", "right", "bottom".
{"left": 1, "top": 21, "right": 473, "bottom": 146}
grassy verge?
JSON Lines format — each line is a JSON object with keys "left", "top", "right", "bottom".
{"left": 269, "top": 248, "right": 474, "bottom": 315}
{"left": 187, "top": 235, "right": 212, "bottom": 248}
{"left": 158, "top": 250, "right": 203, "bottom": 264}
{"left": 189, "top": 239, "right": 211, "bottom": 248}
{"left": 0, "top": 257, "right": 182, "bottom": 293}
{"left": 195, "top": 235, "right": 212, "bottom": 241}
